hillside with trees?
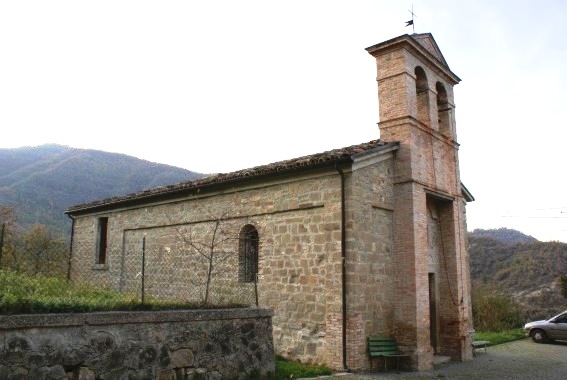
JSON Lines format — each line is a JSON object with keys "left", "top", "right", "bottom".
{"left": 0, "top": 144, "right": 203, "bottom": 236}
{"left": 469, "top": 228, "right": 567, "bottom": 320}
{"left": 2, "top": 145, "right": 566, "bottom": 322}
{"left": 469, "top": 227, "right": 538, "bottom": 245}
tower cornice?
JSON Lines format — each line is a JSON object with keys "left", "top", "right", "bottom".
{"left": 366, "top": 33, "right": 461, "bottom": 85}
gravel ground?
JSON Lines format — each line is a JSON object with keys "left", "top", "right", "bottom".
{"left": 316, "top": 339, "right": 567, "bottom": 380}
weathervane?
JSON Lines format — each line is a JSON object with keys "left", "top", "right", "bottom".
{"left": 405, "top": 5, "right": 416, "bottom": 33}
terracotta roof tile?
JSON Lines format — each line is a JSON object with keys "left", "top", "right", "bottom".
{"left": 66, "top": 140, "right": 392, "bottom": 214}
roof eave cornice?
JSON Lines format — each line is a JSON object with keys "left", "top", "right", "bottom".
{"left": 461, "top": 182, "right": 475, "bottom": 202}
{"left": 366, "top": 34, "right": 461, "bottom": 85}
{"left": 65, "top": 155, "right": 355, "bottom": 216}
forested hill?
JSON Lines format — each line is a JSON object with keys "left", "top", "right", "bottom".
{"left": 468, "top": 228, "right": 567, "bottom": 319}
{"left": 0, "top": 144, "right": 203, "bottom": 236}
{"left": 469, "top": 227, "right": 538, "bottom": 245}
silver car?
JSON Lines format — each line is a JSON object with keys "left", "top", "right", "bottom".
{"left": 524, "top": 310, "right": 567, "bottom": 343}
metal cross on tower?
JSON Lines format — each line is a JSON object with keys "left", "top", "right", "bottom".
{"left": 405, "top": 5, "right": 416, "bottom": 33}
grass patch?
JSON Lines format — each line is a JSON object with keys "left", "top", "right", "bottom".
{"left": 275, "top": 356, "right": 333, "bottom": 380}
{"left": 475, "top": 328, "right": 526, "bottom": 346}
{"left": 0, "top": 270, "right": 236, "bottom": 314}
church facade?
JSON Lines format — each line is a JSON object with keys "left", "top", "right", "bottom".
{"left": 66, "top": 33, "right": 474, "bottom": 371}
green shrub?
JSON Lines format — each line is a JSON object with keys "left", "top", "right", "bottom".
{"left": 474, "top": 329, "right": 525, "bottom": 345}
{"left": 275, "top": 356, "right": 332, "bottom": 380}
{"left": 0, "top": 270, "right": 207, "bottom": 314}
{"left": 560, "top": 274, "right": 567, "bottom": 299}
{"left": 472, "top": 285, "right": 523, "bottom": 331}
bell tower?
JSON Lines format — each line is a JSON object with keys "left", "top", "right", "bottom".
{"left": 366, "top": 34, "right": 473, "bottom": 370}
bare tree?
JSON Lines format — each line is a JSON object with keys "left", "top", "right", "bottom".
{"left": 0, "top": 206, "right": 67, "bottom": 277}
{"left": 21, "top": 224, "right": 67, "bottom": 277}
{"left": 0, "top": 206, "right": 17, "bottom": 269}
{"left": 174, "top": 208, "right": 242, "bottom": 305}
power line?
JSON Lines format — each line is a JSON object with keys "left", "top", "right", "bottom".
{"left": 496, "top": 215, "right": 567, "bottom": 219}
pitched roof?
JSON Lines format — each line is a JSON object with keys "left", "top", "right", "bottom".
{"left": 366, "top": 33, "right": 460, "bottom": 85}
{"left": 66, "top": 140, "right": 397, "bottom": 215}
{"left": 410, "top": 33, "right": 449, "bottom": 68}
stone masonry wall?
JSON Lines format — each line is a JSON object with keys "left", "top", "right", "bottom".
{"left": 70, "top": 171, "right": 346, "bottom": 368}
{"left": 0, "top": 308, "right": 274, "bottom": 380}
{"left": 345, "top": 155, "right": 396, "bottom": 371}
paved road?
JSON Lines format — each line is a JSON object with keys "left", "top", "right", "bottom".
{"left": 324, "top": 339, "right": 567, "bottom": 380}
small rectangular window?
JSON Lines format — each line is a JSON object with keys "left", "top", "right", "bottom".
{"left": 96, "top": 217, "right": 109, "bottom": 265}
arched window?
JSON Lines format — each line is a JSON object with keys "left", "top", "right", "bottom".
{"left": 415, "top": 66, "right": 430, "bottom": 125}
{"left": 436, "top": 82, "right": 451, "bottom": 136}
{"left": 239, "top": 225, "right": 258, "bottom": 283}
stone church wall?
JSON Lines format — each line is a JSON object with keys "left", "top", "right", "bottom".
{"left": 345, "top": 155, "right": 396, "bottom": 370}
{"left": 69, "top": 170, "right": 347, "bottom": 367}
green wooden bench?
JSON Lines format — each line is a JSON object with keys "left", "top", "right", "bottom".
{"left": 469, "top": 330, "right": 490, "bottom": 355}
{"left": 368, "top": 336, "right": 409, "bottom": 371}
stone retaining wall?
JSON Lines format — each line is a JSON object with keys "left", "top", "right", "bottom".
{"left": 0, "top": 308, "right": 274, "bottom": 379}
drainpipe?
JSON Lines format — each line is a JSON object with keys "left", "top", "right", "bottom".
{"left": 335, "top": 164, "right": 348, "bottom": 372}
{"left": 66, "top": 214, "right": 75, "bottom": 281}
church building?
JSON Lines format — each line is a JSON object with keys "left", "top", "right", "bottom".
{"left": 66, "top": 33, "right": 474, "bottom": 371}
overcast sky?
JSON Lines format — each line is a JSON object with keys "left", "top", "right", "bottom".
{"left": 1, "top": 0, "right": 566, "bottom": 242}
